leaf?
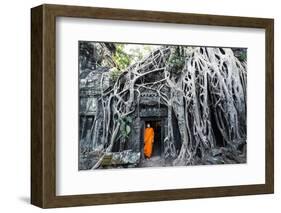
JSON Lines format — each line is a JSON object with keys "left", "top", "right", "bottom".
{"left": 125, "top": 117, "right": 133, "bottom": 123}
{"left": 121, "top": 130, "right": 127, "bottom": 137}
{"left": 126, "top": 125, "right": 131, "bottom": 135}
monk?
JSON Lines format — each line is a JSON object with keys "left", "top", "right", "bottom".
{"left": 144, "top": 123, "right": 154, "bottom": 159}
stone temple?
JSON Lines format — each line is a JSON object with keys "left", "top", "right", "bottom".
{"left": 79, "top": 66, "right": 180, "bottom": 169}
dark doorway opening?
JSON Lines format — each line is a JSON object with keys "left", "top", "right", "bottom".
{"left": 145, "top": 120, "right": 162, "bottom": 157}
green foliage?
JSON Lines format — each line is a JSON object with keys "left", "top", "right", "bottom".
{"left": 238, "top": 51, "right": 247, "bottom": 62}
{"left": 109, "top": 44, "right": 133, "bottom": 82}
{"left": 128, "top": 45, "right": 155, "bottom": 63}
{"left": 167, "top": 47, "right": 186, "bottom": 73}
{"left": 109, "top": 67, "right": 123, "bottom": 82}
{"left": 119, "top": 116, "right": 133, "bottom": 139}
{"left": 113, "top": 44, "right": 132, "bottom": 71}
{"left": 109, "top": 44, "right": 160, "bottom": 82}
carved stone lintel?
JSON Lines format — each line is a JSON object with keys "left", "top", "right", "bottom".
{"left": 139, "top": 107, "right": 168, "bottom": 118}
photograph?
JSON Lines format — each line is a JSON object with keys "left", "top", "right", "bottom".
{"left": 78, "top": 41, "right": 247, "bottom": 170}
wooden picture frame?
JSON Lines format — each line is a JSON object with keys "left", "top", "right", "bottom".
{"left": 31, "top": 4, "right": 274, "bottom": 208}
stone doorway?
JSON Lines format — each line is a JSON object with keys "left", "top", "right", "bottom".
{"left": 144, "top": 120, "right": 162, "bottom": 157}
{"left": 136, "top": 104, "right": 168, "bottom": 167}
{"left": 140, "top": 116, "right": 166, "bottom": 159}
{"left": 140, "top": 118, "right": 165, "bottom": 167}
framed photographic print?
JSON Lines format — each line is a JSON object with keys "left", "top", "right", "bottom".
{"left": 31, "top": 4, "right": 274, "bottom": 208}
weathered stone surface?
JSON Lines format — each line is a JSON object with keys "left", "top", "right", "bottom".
{"left": 79, "top": 97, "right": 98, "bottom": 116}
{"left": 139, "top": 107, "right": 167, "bottom": 117}
{"left": 79, "top": 149, "right": 103, "bottom": 170}
{"left": 80, "top": 67, "right": 110, "bottom": 92}
{"left": 99, "top": 150, "right": 141, "bottom": 167}
{"left": 139, "top": 156, "right": 164, "bottom": 167}
{"left": 130, "top": 116, "right": 141, "bottom": 152}
{"left": 140, "top": 92, "right": 162, "bottom": 106}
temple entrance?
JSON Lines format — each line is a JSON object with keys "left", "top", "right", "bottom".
{"left": 145, "top": 120, "right": 162, "bottom": 157}
{"left": 140, "top": 118, "right": 165, "bottom": 167}
{"left": 137, "top": 103, "right": 168, "bottom": 167}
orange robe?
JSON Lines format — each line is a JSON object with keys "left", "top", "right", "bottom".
{"left": 144, "top": 127, "right": 154, "bottom": 158}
